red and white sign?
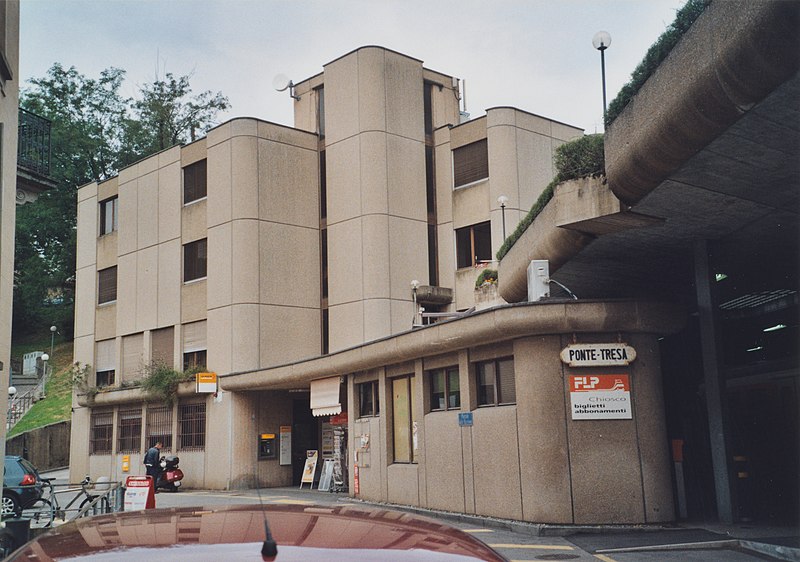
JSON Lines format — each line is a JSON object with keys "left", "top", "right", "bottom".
{"left": 124, "top": 476, "right": 156, "bottom": 510}
{"left": 569, "top": 374, "right": 632, "bottom": 420}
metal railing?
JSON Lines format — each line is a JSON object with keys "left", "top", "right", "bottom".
{"left": 7, "top": 364, "right": 51, "bottom": 429}
{"left": 18, "top": 108, "right": 52, "bottom": 177}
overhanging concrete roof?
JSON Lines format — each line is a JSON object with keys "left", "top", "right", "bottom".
{"left": 500, "top": 0, "right": 799, "bottom": 304}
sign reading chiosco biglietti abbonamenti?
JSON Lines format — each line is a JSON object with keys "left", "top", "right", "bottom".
{"left": 560, "top": 343, "right": 636, "bottom": 367}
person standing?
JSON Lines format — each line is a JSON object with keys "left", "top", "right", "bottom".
{"left": 144, "top": 441, "right": 163, "bottom": 485}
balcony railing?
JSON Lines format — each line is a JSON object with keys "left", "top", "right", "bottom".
{"left": 18, "top": 107, "right": 51, "bottom": 177}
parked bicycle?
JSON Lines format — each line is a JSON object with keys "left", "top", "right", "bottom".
{"left": 21, "top": 476, "right": 114, "bottom": 528}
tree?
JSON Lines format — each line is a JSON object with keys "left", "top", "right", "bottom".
{"left": 13, "top": 64, "right": 229, "bottom": 338}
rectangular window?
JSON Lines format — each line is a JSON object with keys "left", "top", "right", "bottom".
{"left": 146, "top": 405, "right": 173, "bottom": 451}
{"left": 476, "top": 357, "right": 516, "bottom": 406}
{"left": 183, "top": 350, "right": 207, "bottom": 371}
{"left": 183, "top": 238, "right": 207, "bottom": 282}
{"left": 455, "top": 221, "right": 492, "bottom": 268}
{"left": 89, "top": 410, "right": 113, "bottom": 455}
{"left": 316, "top": 87, "right": 325, "bottom": 138}
{"left": 183, "top": 159, "right": 207, "bottom": 204}
{"left": 117, "top": 408, "right": 142, "bottom": 453}
{"left": 99, "top": 196, "right": 118, "bottom": 235}
{"left": 428, "top": 366, "right": 460, "bottom": 411}
{"left": 358, "top": 380, "right": 379, "bottom": 418}
{"left": 96, "top": 370, "right": 115, "bottom": 387}
{"left": 392, "top": 376, "right": 415, "bottom": 463}
{"left": 178, "top": 402, "right": 206, "bottom": 451}
{"left": 453, "top": 139, "right": 488, "bottom": 188}
{"left": 98, "top": 266, "right": 117, "bottom": 304}
{"left": 95, "top": 339, "right": 116, "bottom": 387}
{"left": 151, "top": 327, "right": 174, "bottom": 368}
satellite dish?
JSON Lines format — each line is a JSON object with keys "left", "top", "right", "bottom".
{"left": 273, "top": 74, "right": 292, "bottom": 92}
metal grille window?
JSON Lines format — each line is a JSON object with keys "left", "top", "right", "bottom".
{"left": 147, "top": 406, "right": 173, "bottom": 451}
{"left": 453, "top": 139, "right": 488, "bottom": 188}
{"left": 455, "top": 221, "right": 492, "bottom": 268}
{"left": 476, "top": 357, "right": 516, "bottom": 406}
{"left": 183, "top": 239, "right": 207, "bottom": 282}
{"left": 428, "top": 366, "right": 460, "bottom": 411}
{"left": 178, "top": 402, "right": 206, "bottom": 451}
{"left": 358, "top": 381, "right": 379, "bottom": 418}
{"left": 90, "top": 410, "right": 113, "bottom": 454}
{"left": 117, "top": 408, "right": 142, "bottom": 453}
{"left": 183, "top": 159, "right": 207, "bottom": 204}
{"left": 98, "top": 266, "right": 117, "bottom": 304}
{"left": 99, "top": 196, "right": 118, "bottom": 235}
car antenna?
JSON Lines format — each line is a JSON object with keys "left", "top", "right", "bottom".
{"left": 255, "top": 481, "right": 278, "bottom": 560}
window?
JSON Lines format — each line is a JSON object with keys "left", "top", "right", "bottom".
{"left": 183, "top": 321, "right": 207, "bottom": 371}
{"left": 183, "top": 238, "right": 207, "bottom": 282}
{"left": 147, "top": 405, "right": 173, "bottom": 450}
{"left": 183, "top": 350, "right": 207, "bottom": 371}
{"left": 476, "top": 357, "right": 516, "bottom": 406}
{"left": 392, "top": 376, "right": 415, "bottom": 463}
{"left": 456, "top": 221, "right": 492, "bottom": 268}
{"left": 96, "top": 370, "right": 115, "bottom": 387}
{"left": 453, "top": 139, "right": 488, "bottom": 188}
{"left": 117, "top": 408, "right": 142, "bottom": 453}
{"left": 178, "top": 402, "right": 206, "bottom": 451}
{"left": 428, "top": 366, "right": 460, "bottom": 411}
{"left": 89, "top": 410, "right": 113, "bottom": 454}
{"left": 98, "top": 266, "right": 117, "bottom": 304}
{"left": 358, "top": 381, "right": 379, "bottom": 418}
{"left": 316, "top": 87, "right": 325, "bottom": 138}
{"left": 99, "top": 196, "right": 118, "bottom": 235}
{"left": 183, "top": 159, "right": 207, "bottom": 204}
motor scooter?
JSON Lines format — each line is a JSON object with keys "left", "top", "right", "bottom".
{"left": 156, "top": 455, "right": 184, "bottom": 492}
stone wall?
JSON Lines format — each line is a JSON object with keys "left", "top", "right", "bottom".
{"left": 6, "top": 421, "right": 71, "bottom": 471}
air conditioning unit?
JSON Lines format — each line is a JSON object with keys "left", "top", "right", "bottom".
{"left": 527, "top": 260, "right": 550, "bottom": 302}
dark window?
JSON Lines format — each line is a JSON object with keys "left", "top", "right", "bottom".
{"left": 183, "top": 239, "right": 207, "bottom": 282}
{"left": 98, "top": 266, "right": 117, "bottom": 304}
{"left": 358, "top": 381, "right": 379, "bottom": 418}
{"left": 183, "top": 159, "right": 207, "bottom": 204}
{"left": 178, "top": 402, "right": 206, "bottom": 451}
{"left": 90, "top": 411, "right": 113, "bottom": 454}
{"left": 423, "top": 82, "right": 434, "bottom": 136}
{"left": 429, "top": 366, "right": 460, "bottom": 411}
{"left": 183, "top": 350, "right": 207, "bottom": 372}
{"left": 453, "top": 139, "right": 488, "bottom": 188}
{"left": 476, "top": 357, "right": 516, "bottom": 406}
{"left": 99, "top": 196, "right": 118, "bottom": 235}
{"left": 392, "top": 375, "right": 415, "bottom": 463}
{"left": 147, "top": 406, "right": 173, "bottom": 451}
{"left": 316, "top": 87, "right": 325, "bottom": 138}
{"left": 117, "top": 408, "right": 142, "bottom": 453}
{"left": 456, "top": 221, "right": 492, "bottom": 268}
{"left": 321, "top": 309, "right": 329, "bottom": 356}
{"left": 96, "top": 370, "right": 115, "bottom": 387}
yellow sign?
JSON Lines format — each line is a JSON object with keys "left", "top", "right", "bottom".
{"left": 122, "top": 454, "right": 130, "bottom": 473}
{"left": 261, "top": 433, "right": 275, "bottom": 439}
{"left": 196, "top": 372, "right": 217, "bottom": 393}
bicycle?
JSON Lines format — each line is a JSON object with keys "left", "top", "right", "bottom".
{"left": 21, "top": 476, "right": 112, "bottom": 528}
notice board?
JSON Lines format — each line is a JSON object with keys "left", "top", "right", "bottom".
{"left": 569, "top": 374, "right": 632, "bottom": 420}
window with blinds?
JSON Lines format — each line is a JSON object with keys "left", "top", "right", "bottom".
{"left": 453, "top": 139, "right": 488, "bottom": 188}
{"left": 95, "top": 339, "right": 116, "bottom": 387}
{"left": 151, "top": 327, "right": 174, "bottom": 368}
{"left": 122, "top": 333, "right": 144, "bottom": 383}
{"left": 183, "top": 159, "right": 207, "bottom": 204}
{"left": 183, "top": 238, "right": 207, "bottom": 282}
{"left": 98, "top": 266, "right": 117, "bottom": 304}
{"left": 117, "top": 408, "right": 142, "bottom": 453}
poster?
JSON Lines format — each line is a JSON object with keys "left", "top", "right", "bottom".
{"left": 569, "top": 374, "right": 632, "bottom": 420}
{"left": 279, "top": 426, "right": 292, "bottom": 466}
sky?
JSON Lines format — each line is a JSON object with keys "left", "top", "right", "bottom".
{"left": 20, "top": 0, "right": 687, "bottom": 135}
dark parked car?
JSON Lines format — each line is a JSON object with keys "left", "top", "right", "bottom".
{"left": 4, "top": 503, "right": 508, "bottom": 561}
{"left": 2, "top": 456, "right": 44, "bottom": 519}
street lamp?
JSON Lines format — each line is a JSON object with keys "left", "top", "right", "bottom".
{"left": 410, "top": 280, "right": 420, "bottom": 327}
{"left": 497, "top": 195, "right": 509, "bottom": 240}
{"left": 49, "top": 325, "right": 57, "bottom": 358}
{"left": 40, "top": 353, "right": 49, "bottom": 381}
{"left": 592, "top": 31, "right": 612, "bottom": 121}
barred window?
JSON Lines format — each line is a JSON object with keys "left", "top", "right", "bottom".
{"left": 178, "top": 402, "right": 206, "bottom": 451}
{"left": 147, "top": 405, "right": 173, "bottom": 451}
{"left": 183, "top": 159, "right": 207, "bottom": 205}
{"left": 98, "top": 266, "right": 117, "bottom": 304}
{"left": 117, "top": 408, "right": 142, "bottom": 453}
{"left": 90, "top": 410, "right": 113, "bottom": 455}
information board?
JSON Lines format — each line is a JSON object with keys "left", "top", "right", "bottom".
{"left": 124, "top": 476, "right": 155, "bottom": 511}
{"left": 279, "top": 426, "right": 292, "bottom": 466}
{"left": 300, "top": 450, "right": 319, "bottom": 488}
{"left": 569, "top": 374, "right": 632, "bottom": 420}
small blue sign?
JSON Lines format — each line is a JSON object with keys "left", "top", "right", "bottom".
{"left": 458, "top": 412, "right": 473, "bottom": 427}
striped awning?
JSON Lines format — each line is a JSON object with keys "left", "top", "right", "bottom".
{"left": 310, "top": 376, "right": 341, "bottom": 417}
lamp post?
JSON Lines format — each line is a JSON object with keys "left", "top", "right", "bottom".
{"left": 497, "top": 195, "right": 509, "bottom": 240}
{"left": 411, "top": 280, "right": 420, "bottom": 327}
{"left": 592, "top": 31, "right": 612, "bottom": 121}
{"left": 49, "top": 325, "right": 57, "bottom": 358}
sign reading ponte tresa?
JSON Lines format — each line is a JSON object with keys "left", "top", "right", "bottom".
{"left": 570, "top": 374, "right": 632, "bottom": 420}
{"left": 560, "top": 343, "right": 636, "bottom": 367}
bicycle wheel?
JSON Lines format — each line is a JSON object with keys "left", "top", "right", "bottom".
{"left": 20, "top": 498, "right": 54, "bottom": 528}
{"left": 79, "top": 495, "right": 110, "bottom": 516}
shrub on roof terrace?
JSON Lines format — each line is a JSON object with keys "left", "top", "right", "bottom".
{"left": 605, "top": 0, "right": 711, "bottom": 126}
{"left": 496, "top": 134, "right": 604, "bottom": 261}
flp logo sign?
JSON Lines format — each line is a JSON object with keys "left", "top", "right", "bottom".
{"left": 569, "top": 374, "right": 632, "bottom": 420}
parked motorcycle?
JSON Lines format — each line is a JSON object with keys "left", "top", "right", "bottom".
{"left": 156, "top": 456, "right": 184, "bottom": 492}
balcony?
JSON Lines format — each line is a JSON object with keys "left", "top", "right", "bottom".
{"left": 17, "top": 107, "right": 56, "bottom": 202}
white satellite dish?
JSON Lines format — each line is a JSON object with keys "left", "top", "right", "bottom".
{"left": 273, "top": 74, "right": 292, "bottom": 92}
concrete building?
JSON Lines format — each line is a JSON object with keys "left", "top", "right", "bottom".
{"left": 71, "top": 0, "right": 798, "bottom": 527}
{"left": 0, "top": 0, "right": 20, "bottom": 456}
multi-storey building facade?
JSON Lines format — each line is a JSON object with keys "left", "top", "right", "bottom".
{"left": 71, "top": 46, "right": 681, "bottom": 524}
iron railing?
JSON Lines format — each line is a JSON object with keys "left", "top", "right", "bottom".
{"left": 17, "top": 108, "right": 51, "bottom": 177}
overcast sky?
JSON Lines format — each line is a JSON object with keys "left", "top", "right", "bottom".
{"left": 20, "top": 0, "right": 686, "bottom": 134}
